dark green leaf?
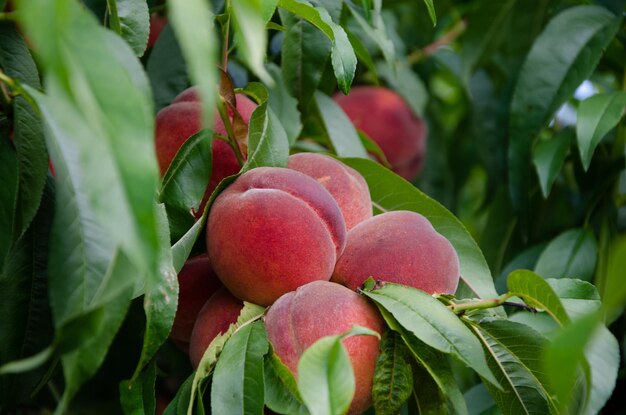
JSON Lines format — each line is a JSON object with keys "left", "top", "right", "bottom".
{"left": 278, "top": 0, "right": 356, "bottom": 94}
{"left": 264, "top": 351, "right": 309, "bottom": 415}
{"left": 231, "top": 0, "right": 273, "bottom": 83}
{"left": 163, "top": 373, "right": 194, "bottom": 415}
{"left": 577, "top": 91, "right": 626, "bottom": 170}
{"left": 372, "top": 331, "right": 413, "bottom": 415}
{"left": 463, "top": 384, "right": 497, "bottom": 415}
{"left": 267, "top": 64, "right": 302, "bottom": 145}
{"left": 146, "top": 24, "right": 188, "bottom": 112}
{"left": 315, "top": 91, "right": 367, "bottom": 158}
{"left": 506, "top": 270, "right": 570, "bottom": 325}
{"left": 115, "top": 0, "right": 150, "bottom": 56}
{"left": 341, "top": 158, "right": 498, "bottom": 299}
{"left": 532, "top": 128, "right": 573, "bottom": 198}
{"left": 361, "top": 283, "right": 499, "bottom": 387}
{"left": 508, "top": 5, "right": 620, "bottom": 211}
{"left": 535, "top": 229, "right": 597, "bottom": 282}
{"left": 0, "top": 22, "right": 41, "bottom": 88}
{"left": 0, "top": 135, "right": 18, "bottom": 266}
{"left": 211, "top": 321, "right": 269, "bottom": 415}
{"left": 468, "top": 319, "right": 558, "bottom": 415}
{"left": 120, "top": 360, "right": 157, "bottom": 415}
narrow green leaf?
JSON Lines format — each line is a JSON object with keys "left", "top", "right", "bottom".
{"left": 345, "top": 28, "right": 379, "bottom": 82}
{"left": 422, "top": 0, "right": 437, "bottom": 26}
{"left": 315, "top": 91, "right": 367, "bottom": 158}
{"left": 600, "top": 236, "right": 626, "bottom": 313}
{"left": 346, "top": 3, "right": 395, "bottom": 66}
{"left": 163, "top": 373, "right": 194, "bottom": 415}
{"left": 264, "top": 352, "right": 309, "bottom": 415}
{"left": 508, "top": 5, "right": 620, "bottom": 211}
{"left": 297, "top": 326, "right": 378, "bottom": 415}
{"left": 507, "top": 270, "right": 570, "bottom": 325}
{"left": 532, "top": 128, "right": 573, "bottom": 198}
{"left": 535, "top": 229, "right": 597, "bottom": 282}
{"left": 341, "top": 157, "right": 498, "bottom": 299}
{"left": 372, "top": 331, "right": 413, "bottom": 415}
{"left": 278, "top": 0, "right": 357, "bottom": 94}
{"left": 120, "top": 360, "right": 157, "bottom": 415}
{"left": 577, "top": 91, "right": 626, "bottom": 170}
{"left": 115, "top": 0, "right": 151, "bottom": 56}
{"left": 267, "top": 64, "right": 302, "bottom": 145}
{"left": 211, "top": 321, "right": 269, "bottom": 415}
{"left": 231, "top": 0, "right": 273, "bottom": 83}
{"left": 468, "top": 320, "right": 558, "bottom": 415}
{"left": 361, "top": 283, "right": 499, "bottom": 388}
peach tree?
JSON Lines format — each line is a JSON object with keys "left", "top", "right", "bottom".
{"left": 1, "top": 0, "right": 626, "bottom": 414}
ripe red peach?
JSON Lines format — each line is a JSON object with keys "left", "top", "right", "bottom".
{"left": 332, "top": 211, "right": 460, "bottom": 294}
{"left": 170, "top": 254, "right": 223, "bottom": 344}
{"left": 207, "top": 167, "right": 347, "bottom": 306}
{"left": 154, "top": 87, "right": 257, "bottom": 193}
{"left": 265, "top": 280, "right": 384, "bottom": 414}
{"left": 333, "top": 86, "right": 427, "bottom": 181}
{"left": 287, "top": 153, "right": 372, "bottom": 230}
{"left": 147, "top": 13, "right": 167, "bottom": 49}
{"left": 188, "top": 287, "right": 244, "bottom": 369}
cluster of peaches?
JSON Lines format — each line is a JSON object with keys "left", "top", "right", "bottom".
{"left": 155, "top": 85, "right": 460, "bottom": 413}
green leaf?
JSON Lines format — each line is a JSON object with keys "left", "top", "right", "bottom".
{"left": 600, "top": 236, "right": 626, "bottom": 313}
{"left": 577, "top": 91, "right": 626, "bottom": 170}
{"left": 315, "top": 91, "right": 368, "bottom": 158}
{"left": 297, "top": 326, "right": 378, "bottom": 415}
{"left": 231, "top": 0, "right": 273, "bottom": 83}
{"left": 159, "top": 130, "right": 213, "bottom": 242}
{"left": 532, "top": 128, "right": 573, "bottom": 198}
{"left": 506, "top": 270, "right": 570, "bottom": 325}
{"left": 583, "top": 326, "right": 619, "bottom": 415}
{"left": 211, "top": 321, "right": 269, "bottom": 415}
{"left": 113, "top": 0, "right": 150, "bottom": 56}
{"left": 345, "top": 28, "right": 379, "bottom": 82}
{"left": 264, "top": 352, "right": 309, "bottom": 415}
{"left": 278, "top": 0, "right": 357, "bottom": 94}
{"left": 534, "top": 229, "right": 597, "bottom": 282}
{"left": 361, "top": 283, "right": 499, "bottom": 388}
{"left": 345, "top": 2, "right": 395, "bottom": 66}
{"left": 468, "top": 319, "right": 558, "bottom": 415}
{"left": 167, "top": 0, "right": 217, "bottom": 129}
{"left": 0, "top": 135, "right": 18, "bottom": 266}
{"left": 120, "top": 360, "right": 157, "bottom": 415}
{"left": 341, "top": 157, "right": 498, "bottom": 299}
{"left": 422, "top": 0, "right": 436, "bottom": 26}
{"left": 163, "top": 373, "right": 194, "bottom": 415}
{"left": 0, "top": 22, "right": 41, "bottom": 88}
{"left": 377, "top": 60, "right": 428, "bottom": 118}
{"left": 146, "top": 24, "right": 188, "bottom": 112}
{"left": 508, "top": 5, "right": 621, "bottom": 211}
{"left": 372, "top": 331, "right": 413, "bottom": 415}
{"left": 280, "top": 16, "right": 331, "bottom": 108}
{"left": 267, "top": 64, "right": 302, "bottom": 145}
{"left": 547, "top": 278, "right": 601, "bottom": 319}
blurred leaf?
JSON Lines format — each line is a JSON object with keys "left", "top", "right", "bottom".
{"left": 372, "top": 331, "right": 413, "bottom": 415}
{"left": 361, "top": 283, "right": 499, "bottom": 387}
{"left": 112, "top": 0, "right": 150, "bottom": 56}
{"left": 120, "top": 360, "right": 157, "bottom": 415}
{"left": 345, "top": 28, "right": 378, "bottom": 81}
{"left": 506, "top": 270, "right": 570, "bottom": 325}
{"left": 315, "top": 91, "right": 367, "bottom": 158}
{"left": 463, "top": 384, "right": 497, "bottom": 415}
{"left": 532, "top": 128, "right": 573, "bottom": 198}
{"left": 577, "top": 91, "right": 626, "bottom": 170}
{"left": 378, "top": 60, "right": 428, "bottom": 118}
{"left": 264, "top": 351, "right": 309, "bottom": 415}
{"left": 582, "top": 326, "right": 619, "bottom": 415}
{"left": 159, "top": 130, "right": 213, "bottom": 242}
{"left": 211, "top": 321, "right": 269, "bottom": 415}
{"left": 146, "top": 24, "right": 188, "bottom": 112}
{"left": 346, "top": 3, "right": 395, "bottom": 65}
{"left": 534, "top": 229, "right": 597, "bottom": 282}
{"left": 297, "top": 325, "right": 378, "bottom": 415}
{"left": 508, "top": 5, "right": 620, "bottom": 212}
{"left": 230, "top": 0, "right": 273, "bottom": 83}
{"left": 0, "top": 135, "right": 18, "bottom": 266}
{"left": 267, "top": 64, "right": 302, "bottom": 145}
{"left": 600, "top": 236, "right": 626, "bottom": 313}
{"left": 468, "top": 319, "right": 558, "bottom": 415}
{"left": 422, "top": 0, "right": 436, "bottom": 26}
{"left": 280, "top": 15, "right": 331, "bottom": 108}
{"left": 167, "top": 0, "right": 217, "bottom": 128}
{"left": 278, "top": 0, "right": 356, "bottom": 94}
{"left": 342, "top": 158, "right": 498, "bottom": 299}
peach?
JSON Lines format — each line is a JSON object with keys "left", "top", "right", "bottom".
{"left": 189, "top": 287, "right": 244, "bottom": 369}
{"left": 154, "top": 87, "right": 257, "bottom": 193}
{"left": 333, "top": 86, "right": 427, "bottom": 181}
{"left": 265, "top": 280, "right": 384, "bottom": 414}
{"left": 287, "top": 153, "right": 372, "bottom": 230}
{"left": 147, "top": 13, "right": 167, "bottom": 49}
{"left": 170, "top": 254, "right": 223, "bottom": 344}
{"left": 332, "top": 211, "right": 460, "bottom": 294}
{"left": 207, "top": 167, "right": 347, "bottom": 306}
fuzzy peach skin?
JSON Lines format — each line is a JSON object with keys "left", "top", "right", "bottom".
{"left": 154, "top": 87, "right": 257, "bottom": 193}
{"left": 287, "top": 153, "right": 372, "bottom": 230}
{"left": 188, "top": 287, "right": 244, "bottom": 369}
{"left": 333, "top": 86, "right": 427, "bottom": 181}
{"left": 265, "top": 280, "right": 384, "bottom": 415}
{"left": 207, "top": 167, "right": 347, "bottom": 306}
{"left": 170, "top": 254, "right": 223, "bottom": 344}
{"left": 332, "top": 210, "right": 460, "bottom": 294}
